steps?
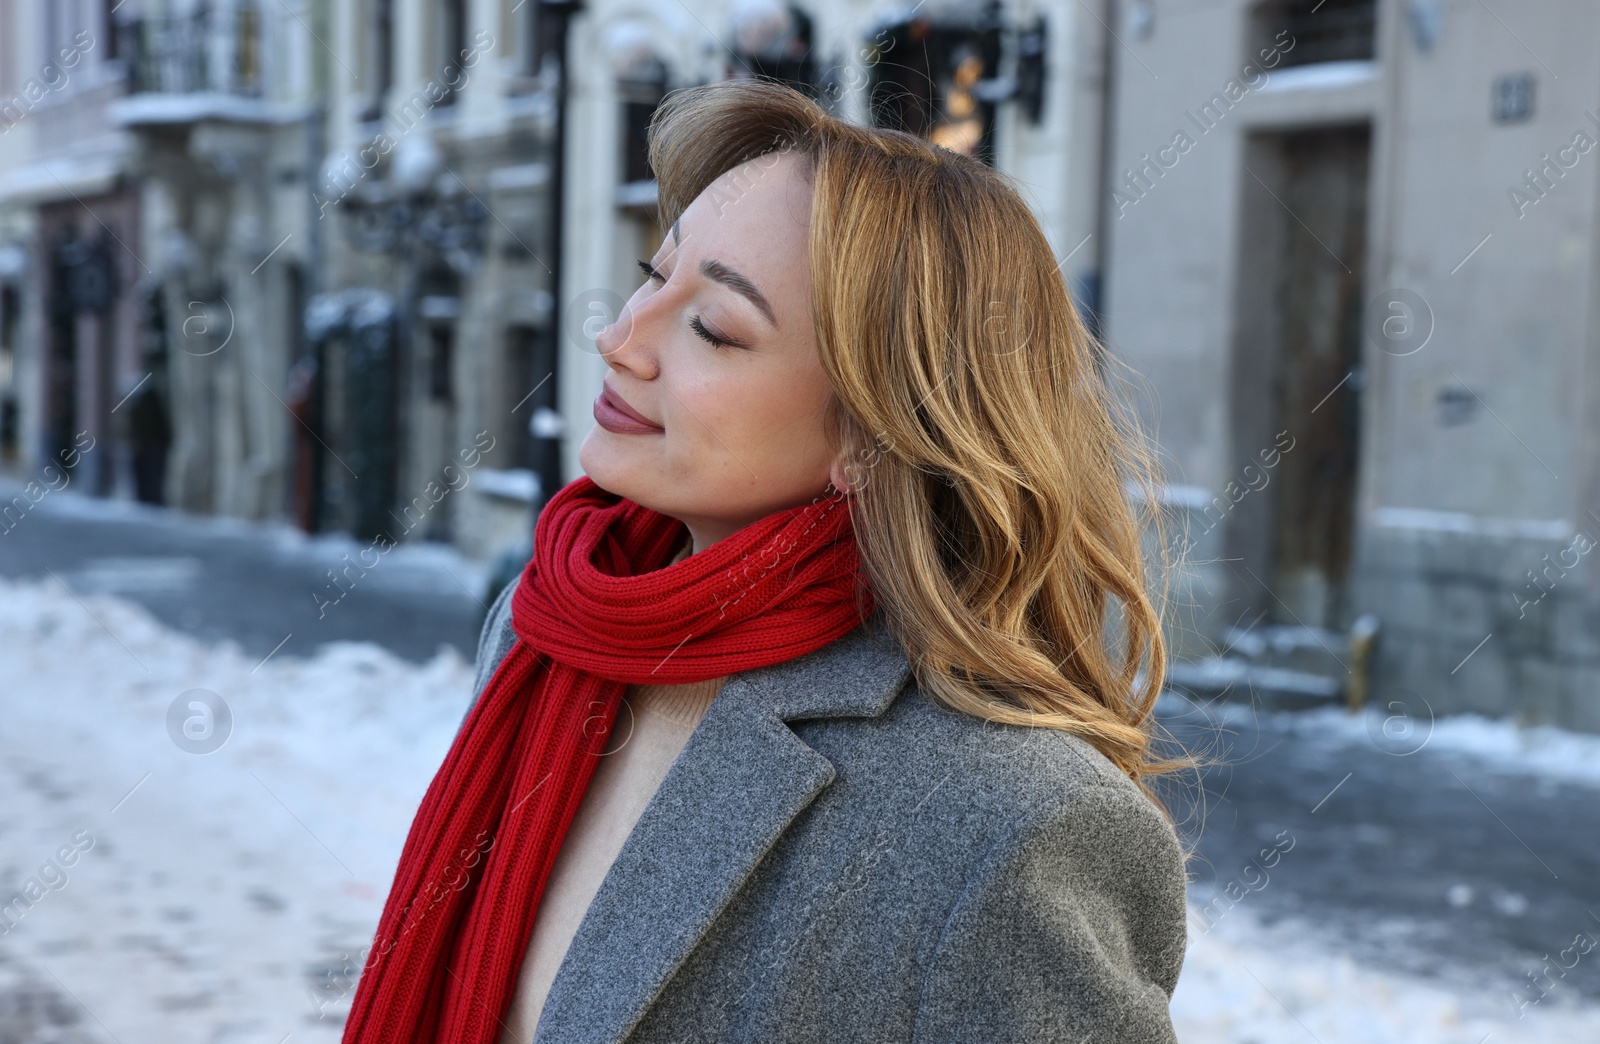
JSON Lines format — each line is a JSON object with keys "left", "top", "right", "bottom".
{"left": 1165, "top": 614, "right": 1380, "bottom": 711}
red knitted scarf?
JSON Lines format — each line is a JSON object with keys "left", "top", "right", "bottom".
{"left": 342, "top": 476, "right": 872, "bottom": 1043}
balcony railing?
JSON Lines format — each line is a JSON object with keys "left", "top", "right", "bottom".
{"left": 119, "top": 6, "right": 263, "bottom": 97}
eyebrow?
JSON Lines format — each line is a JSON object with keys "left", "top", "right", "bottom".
{"left": 700, "top": 259, "right": 777, "bottom": 328}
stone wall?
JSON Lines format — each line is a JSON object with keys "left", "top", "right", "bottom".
{"left": 1351, "top": 517, "right": 1600, "bottom": 732}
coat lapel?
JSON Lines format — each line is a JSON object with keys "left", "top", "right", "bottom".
{"left": 529, "top": 614, "right": 912, "bottom": 1044}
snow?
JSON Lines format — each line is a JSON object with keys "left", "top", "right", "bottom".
{"left": 1369, "top": 505, "right": 1573, "bottom": 541}
{"left": 0, "top": 575, "right": 474, "bottom": 1041}
{"left": 1175, "top": 906, "right": 1600, "bottom": 1043}
{"left": 1165, "top": 695, "right": 1600, "bottom": 788}
{"left": 0, "top": 152, "right": 124, "bottom": 209}
{"left": 1256, "top": 59, "right": 1380, "bottom": 95}
{"left": 2, "top": 573, "right": 1598, "bottom": 1041}
{"left": 108, "top": 93, "right": 307, "bottom": 128}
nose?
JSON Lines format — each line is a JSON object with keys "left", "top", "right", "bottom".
{"left": 594, "top": 292, "right": 660, "bottom": 380}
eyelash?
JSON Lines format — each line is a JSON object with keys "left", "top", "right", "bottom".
{"left": 636, "top": 258, "right": 742, "bottom": 352}
{"left": 688, "top": 315, "right": 732, "bottom": 351}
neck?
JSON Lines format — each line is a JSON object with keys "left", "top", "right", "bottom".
{"left": 678, "top": 518, "right": 742, "bottom": 555}
{"left": 670, "top": 484, "right": 846, "bottom": 554}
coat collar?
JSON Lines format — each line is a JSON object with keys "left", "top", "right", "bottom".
{"left": 528, "top": 611, "right": 913, "bottom": 1044}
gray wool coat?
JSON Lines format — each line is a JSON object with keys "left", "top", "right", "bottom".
{"left": 467, "top": 582, "right": 1189, "bottom": 1044}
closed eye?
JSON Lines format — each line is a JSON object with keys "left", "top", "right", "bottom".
{"left": 690, "top": 314, "right": 741, "bottom": 351}
{"left": 639, "top": 259, "right": 749, "bottom": 351}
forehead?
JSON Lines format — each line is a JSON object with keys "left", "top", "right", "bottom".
{"left": 675, "top": 151, "right": 813, "bottom": 249}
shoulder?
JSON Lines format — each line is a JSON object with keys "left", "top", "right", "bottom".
{"left": 868, "top": 671, "right": 1175, "bottom": 842}
{"left": 899, "top": 680, "right": 1187, "bottom": 912}
{"left": 779, "top": 615, "right": 1177, "bottom": 854}
{"left": 874, "top": 690, "right": 1187, "bottom": 1041}
{"left": 791, "top": 643, "right": 1188, "bottom": 921}
{"left": 785, "top": 666, "right": 1187, "bottom": 1041}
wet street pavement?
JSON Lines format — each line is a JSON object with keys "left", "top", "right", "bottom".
{"left": 3, "top": 483, "right": 1598, "bottom": 1030}
{"left": 0, "top": 480, "right": 488, "bottom": 665}
{"left": 1160, "top": 695, "right": 1600, "bottom": 1006}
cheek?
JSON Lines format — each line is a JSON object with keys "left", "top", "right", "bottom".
{"left": 684, "top": 365, "right": 832, "bottom": 472}
{"left": 662, "top": 373, "right": 749, "bottom": 474}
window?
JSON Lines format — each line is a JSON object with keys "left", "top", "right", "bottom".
{"left": 434, "top": 0, "right": 466, "bottom": 106}
{"left": 520, "top": 0, "right": 581, "bottom": 82}
{"left": 101, "top": 0, "right": 121, "bottom": 62}
{"left": 376, "top": 0, "right": 394, "bottom": 98}
{"left": 358, "top": 0, "right": 394, "bottom": 123}
{"left": 427, "top": 323, "right": 453, "bottom": 401}
{"left": 0, "top": 282, "right": 18, "bottom": 461}
{"left": 503, "top": 324, "right": 561, "bottom": 505}
{"left": 866, "top": 13, "right": 1003, "bottom": 165}
{"left": 1251, "top": 0, "right": 1376, "bottom": 68}
{"left": 729, "top": 3, "right": 818, "bottom": 98}
{"left": 618, "top": 56, "right": 667, "bottom": 187}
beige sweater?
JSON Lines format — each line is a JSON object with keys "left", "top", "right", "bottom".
{"left": 497, "top": 545, "right": 725, "bottom": 1043}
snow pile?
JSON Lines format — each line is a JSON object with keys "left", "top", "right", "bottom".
{"left": 0, "top": 575, "right": 474, "bottom": 1042}
{"left": 1298, "top": 705, "right": 1600, "bottom": 786}
{"left": 1162, "top": 695, "right": 1600, "bottom": 787}
{"left": 1175, "top": 905, "right": 1600, "bottom": 1043}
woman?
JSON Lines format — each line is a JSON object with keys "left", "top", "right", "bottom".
{"left": 344, "top": 80, "right": 1191, "bottom": 1044}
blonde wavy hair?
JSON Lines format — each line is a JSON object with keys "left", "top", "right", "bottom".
{"left": 649, "top": 80, "right": 1191, "bottom": 815}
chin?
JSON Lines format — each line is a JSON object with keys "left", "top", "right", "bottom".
{"left": 578, "top": 429, "right": 663, "bottom": 509}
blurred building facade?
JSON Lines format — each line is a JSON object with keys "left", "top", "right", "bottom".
{"left": 303, "top": 0, "right": 1088, "bottom": 557}
{"left": 0, "top": 0, "right": 318, "bottom": 519}
{"left": 1103, "top": 0, "right": 1600, "bottom": 729}
{"left": 1, "top": 0, "right": 1094, "bottom": 559}
{"left": 0, "top": 3, "right": 140, "bottom": 498}
{"left": 8, "top": 1, "right": 1588, "bottom": 729}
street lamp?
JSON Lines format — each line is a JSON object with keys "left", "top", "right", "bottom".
{"left": 391, "top": 132, "right": 443, "bottom": 194}
{"left": 322, "top": 138, "right": 488, "bottom": 271}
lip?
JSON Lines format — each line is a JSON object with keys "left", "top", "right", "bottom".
{"left": 593, "top": 383, "right": 664, "bottom": 435}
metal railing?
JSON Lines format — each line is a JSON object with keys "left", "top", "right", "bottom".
{"left": 120, "top": 5, "right": 263, "bottom": 97}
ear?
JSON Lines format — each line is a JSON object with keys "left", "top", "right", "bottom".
{"left": 828, "top": 455, "right": 853, "bottom": 497}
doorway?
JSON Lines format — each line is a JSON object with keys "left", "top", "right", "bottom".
{"left": 1228, "top": 125, "right": 1370, "bottom": 630}
{"left": 503, "top": 323, "right": 561, "bottom": 510}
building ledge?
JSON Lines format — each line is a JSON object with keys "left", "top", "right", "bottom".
{"left": 1242, "top": 60, "right": 1381, "bottom": 128}
{"left": 110, "top": 93, "right": 310, "bottom": 128}
{"left": 615, "top": 179, "right": 657, "bottom": 209}
{"left": 1370, "top": 507, "right": 1573, "bottom": 542}
{"left": 1257, "top": 59, "right": 1379, "bottom": 95}
{"left": 0, "top": 151, "right": 126, "bottom": 207}
{"left": 489, "top": 162, "right": 550, "bottom": 193}
{"left": 475, "top": 468, "right": 541, "bottom": 504}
